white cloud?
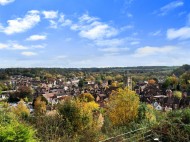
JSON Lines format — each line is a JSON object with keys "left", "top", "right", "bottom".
{"left": 61, "top": 19, "right": 72, "bottom": 26}
{"left": 79, "top": 23, "right": 117, "bottom": 40}
{"left": 126, "top": 13, "right": 133, "bottom": 18}
{"left": 132, "top": 32, "right": 138, "bottom": 36}
{"left": 167, "top": 27, "right": 190, "bottom": 40}
{"left": 156, "top": 1, "right": 184, "bottom": 16}
{"left": 58, "top": 14, "right": 72, "bottom": 26}
{"left": 65, "top": 38, "right": 72, "bottom": 42}
{"left": 178, "top": 11, "right": 186, "bottom": 16}
{"left": 21, "top": 51, "right": 37, "bottom": 56}
{"left": 187, "top": 13, "right": 190, "bottom": 26}
{"left": 121, "top": 0, "right": 134, "bottom": 16}
{"left": 42, "top": 11, "right": 58, "bottom": 19}
{"left": 94, "top": 37, "right": 139, "bottom": 50}
{"left": 55, "top": 55, "right": 67, "bottom": 59}
{"left": 71, "top": 14, "right": 118, "bottom": 40}
{"left": 95, "top": 38, "right": 124, "bottom": 47}
{"left": 0, "top": 43, "right": 9, "bottom": 49}
{"left": 99, "top": 47, "right": 129, "bottom": 53}
{"left": 0, "top": 42, "right": 28, "bottom": 50}
{"left": 79, "top": 14, "right": 99, "bottom": 23}
{"left": 130, "top": 41, "right": 140, "bottom": 45}
{"left": 1, "top": 44, "right": 189, "bottom": 67}
{"left": 49, "top": 20, "right": 57, "bottom": 28}
{"left": 11, "top": 43, "right": 28, "bottom": 50}
{"left": 133, "top": 46, "right": 176, "bottom": 57}
{"left": 26, "top": 34, "right": 46, "bottom": 41}
{"left": 0, "top": 23, "right": 3, "bottom": 30}
{"left": 2, "top": 10, "right": 40, "bottom": 35}
{"left": 149, "top": 30, "right": 161, "bottom": 36}
{"left": 31, "top": 44, "right": 46, "bottom": 48}
{"left": 120, "top": 25, "right": 134, "bottom": 32}
{"left": 46, "top": 13, "right": 72, "bottom": 29}
{"left": 0, "top": 0, "right": 14, "bottom": 5}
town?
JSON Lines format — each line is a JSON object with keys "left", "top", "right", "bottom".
{"left": 0, "top": 65, "right": 190, "bottom": 141}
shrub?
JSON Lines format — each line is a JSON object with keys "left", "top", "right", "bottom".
{"left": 34, "top": 96, "right": 47, "bottom": 115}
{"left": 78, "top": 93, "right": 95, "bottom": 102}
{"left": 173, "top": 91, "right": 182, "bottom": 99}
{"left": 0, "top": 110, "right": 37, "bottom": 142}
{"left": 11, "top": 99, "right": 30, "bottom": 119}
{"left": 152, "top": 108, "right": 190, "bottom": 141}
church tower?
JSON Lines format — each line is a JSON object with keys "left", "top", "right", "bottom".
{"left": 123, "top": 71, "right": 132, "bottom": 90}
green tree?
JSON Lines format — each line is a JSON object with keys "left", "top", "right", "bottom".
{"left": 163, "top": 76, "right": 178, "bottom": 89}
{"left": 0, "top": 110, "right": 37, "bottom": 142}
{"left": 8, "top": 86, "right": 34, "bottom": 102}
{"left": 17, "top": 86, "right": 33, "bottom": 101}
{"left": 0, "top": 87, "right": 2, "bottom": 95}
{"left": 179, "top": 71, "right": 190, "bottom": 90}
{"left": 78, "top": 79, "right": 84, "bottom": 88}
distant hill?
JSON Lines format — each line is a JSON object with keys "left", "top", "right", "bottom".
{"left": 172, "top": 64, "right": 190, "bottom": 76}
{"left": 0, "top": 66, "right": 177, "bottom": 74}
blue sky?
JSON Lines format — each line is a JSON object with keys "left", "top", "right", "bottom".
{"left": 0, "top": 0, "right": 190, "bottom": 67}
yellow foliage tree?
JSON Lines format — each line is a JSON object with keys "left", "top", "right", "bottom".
{"left": 145, "top": 104, "right": 156, "bottom": 122}
{"left": 148, "top": 79, "right": 156, "bottom": 85}
{"left": 58, "top": 99, "right": 99, "bottom": 134}
{"left": 111, "top": 82, "right": 118, "bottom": 87}
{"left": 82, "top": 101, "right": 99, "bottom": 114}
{"left": 107, "top": 88, "right": 140, "bottom": 126}
{"left": 12, "top": 99, "right": 30, "bottom": 118}
{"left": 79, "top": 93, "right": 95, "bottom": 102}
{"left": 115, "top": 74, "right": 123, "bottom": 81}
{"left": 173, "top": 91, "right": 182, "bottom": 99}
{"left": 34, "top": 96, "right": 46, "bottom": 115}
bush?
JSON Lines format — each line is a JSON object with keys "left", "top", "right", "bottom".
{"left": 29, "top": 114, "right": 66, "bottom": 142}
{"left": 152, "top": 108, "right": 190, "bottom": 141}
{"left": 11, "top": 99, "right": 30, "bottom": 119}
{"left": 173, "top": 91, "right": 182, "bottom": 99}
{"left": 78, "top": 93, "right": 94, "bottom": 102}
{"left": 137, "top": 103, "right": 157, "bottom": 123}
{"left": 0, "top": 110, "right": 37, "bottom": 142}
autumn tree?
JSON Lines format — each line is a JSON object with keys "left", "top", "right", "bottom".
{"left": 106, "top": 88, "right": 140, "bottom": 126}
{"left": 58, "top": 99, "right": 99, "bottom": 134}
{"left": 0, "top": 83, "right": 8, "bottom": 91}
{"left": 179, "top": 71, "right": 190, "bottom": 91}
{"left": 78, "top": 93, "right": 95, "bottom": 102}
{"left": 111, "top": 81, "right": 118, "bottom": 87}
{"left": 173, "top": 91, "right": 182, "bottom": 99}
{"left": 11, "top": 99, "right": 30, "bottom": 118}
{"left": 163, "top": 76, "right": 178, "bottom": 89}
{"left": 148, "top": 79, "right": 156, "bottom": 85}
{"left": 115, "top": 74, "right": 123, "bottom": 82}
{"left": 34, "top": 96, "right": 47, "bottom": 115}
{"left": 138, "top": 103, "right": 156, "bottom": 123}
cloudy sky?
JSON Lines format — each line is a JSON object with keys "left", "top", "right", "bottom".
{"left": 0, "top": 0, "right": 190, "bottom": 67}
